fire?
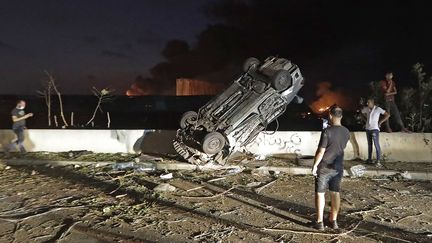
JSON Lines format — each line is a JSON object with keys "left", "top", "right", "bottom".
{"left": 310, "top": 81, "right": 354, "bottom": 114}
{"left": 318, "top": 106, "right": 330, "bottom": 112}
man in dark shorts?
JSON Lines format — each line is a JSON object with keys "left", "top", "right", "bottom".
{"left": 7, "top": 100, "right": 33, "bottom": 153}
{"left": 311, "top": 105, "right": 350, "bottom": 230}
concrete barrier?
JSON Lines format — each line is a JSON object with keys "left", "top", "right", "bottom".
{"left": 0, "top": 129, "right": 431, "bottom": 162}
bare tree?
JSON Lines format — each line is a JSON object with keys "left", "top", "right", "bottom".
{"left": 86, "top": 87, "right": 114, "bottom": 126}
{"left": 44, "top": 71, "right": 69, "bottom": 127}
{"left": 37, "top": 79, "right": 52, "bottom": 126}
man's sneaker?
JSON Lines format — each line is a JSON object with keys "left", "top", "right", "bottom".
{"left": 329, "top": 220, "right": 339, "bottom": 230}
{"left": 312, "top": 221, "right": 324, "bottom": 230}
{"left": 374, "top": 160, "right": 383, "bottom": 168}
{"left": 365, "top": 159, "right": 373, "bottom": 164}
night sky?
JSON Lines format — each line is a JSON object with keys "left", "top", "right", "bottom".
{"left": 0, "top": 0, "right": 213, "bottom": 94}
{"left": 1, "top": 0, "right": 432, "bottom": 106}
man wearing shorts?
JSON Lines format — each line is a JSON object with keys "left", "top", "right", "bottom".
{"left": 311, "top": 105, "right": 350, "bottom": 230}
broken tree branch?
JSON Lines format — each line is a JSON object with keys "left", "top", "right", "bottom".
{"left": 263, "top": 221, "right": 361, "bottom": 237}
{"left": 86, "top": 87, "right": 114, "bottom": 126}
{"left": 254, "top": 179, "right": 277, "bottom": 194}
{"left": 182, "top": 186, "right": 236, "bottom": 200}
{"left": 396, "top": 212, "right": 423, "bottom": 223}
{"left": 346, "top": 204, "right": 382, "bottom": 216}
{"left": 45, "top": 71, "right": 68, "bottom": 127}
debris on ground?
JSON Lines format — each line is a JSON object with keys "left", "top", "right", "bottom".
{"left": 349, "top": 165, "right": 366, "bottom": 177}
{"left": 0, "top": 159, "right": 431, "bottom": 242}
{"left": 160, "top": 173, "right": 173, "bottom": 180}
{"left": 153, "top": 183, "right": 176, "bottom": 192}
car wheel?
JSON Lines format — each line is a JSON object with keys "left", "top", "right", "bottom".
{"left": 243, "top": 57, "right": 260, "bottom": 72}
{"left": 271, "top": 70, "right": 292, "bottom": 91}
{"left": 202, "top": 132, "right": 226, "bottom": 154}
{"left": 180, "top": 111, "right": 198, "bottom": 128}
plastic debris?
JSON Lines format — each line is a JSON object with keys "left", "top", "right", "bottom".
{"left": 112, "top": 162, "right": 156, "bottom": 172}
{"left": 135, "top": 163, "right": 156, "bottom": 172}
{"left": 224, "top": 167, "right": 244, "bottom": 175}
{"left": 160, "top": 173, "right": 173, "bottom": 180}
{"left": 112, "top": 162, "right": 135, "bottom": 170}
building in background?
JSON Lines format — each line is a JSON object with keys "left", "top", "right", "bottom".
{"left": 176, "top": 78, "right": 224, "bottom": 96}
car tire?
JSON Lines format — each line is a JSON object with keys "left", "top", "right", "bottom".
{"left": 243, "top": 57, "right": 260, "bottom": 72}
{"left": 271, "top": 70, "right": 292, "bottom": 91}
{"left": 180, "top": 111, "right": 198, "bottom": 128}
{"left": 202, "top": 132, "right": 226, "bottom": 154}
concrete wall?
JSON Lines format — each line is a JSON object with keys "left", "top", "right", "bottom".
{"left": 245, "top": 131, "right": 432, "bottom": 162}
{"left": 0, "top": 129, "right": 431, "bottom": 162}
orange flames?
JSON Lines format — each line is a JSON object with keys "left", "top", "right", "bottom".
{"left": 310, "top": 82, "right": 353, "bottom": 114}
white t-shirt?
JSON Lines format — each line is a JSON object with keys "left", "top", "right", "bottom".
{"left": 361, "top": 106, "right": 386, "bottom": 131}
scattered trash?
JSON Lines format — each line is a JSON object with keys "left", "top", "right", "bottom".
{"left": 153, "top": 183, "right": 176, "bottom": 192}
{"left": 224, "top": 167, "right": 244, "bottom": 176}
{"left": 112, "top": 162, "right": 156, "bottom": 172}
{"left": 255, "top": 154, "right": 267, "bottom": 161}
{"left": 103, "top": 206, "right": 113, "bottom": 214}
{"left": 31, "top": 170, "right": 38, "bottom": 175}
{"left": 251, "top": 168, "right": 271, "bottom": 176}
{"left": 160, "top": 173, "right": 173, "bottom": 180}
{"left": 135, "top": 163, "right": 156, "bottom": 172}
{"left": 271, "top": 170, "right": 281, "bottom": 177}
{"left": 401, "top": 171, "right": 412, "bottom": 179}
{"left": 112, "top": 162, "right": 135, "bottom": 170}
{"left": 350, "top": 165, "right": 366, "bottom": 177}
{"left": 115, "top": 194, "right": 128, "bottom": 198}
{"left": 74, "top": 164, "right": 81, "bottom": 169}
{"left": 5, "top": 166, "right": 11, "bottom": 170}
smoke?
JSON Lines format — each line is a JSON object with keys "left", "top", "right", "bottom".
{"left": 126, "top": 0, "right": 432, "bottom": 98}
{"left": 310, "top": 82, "right": 355, "bottom": 113}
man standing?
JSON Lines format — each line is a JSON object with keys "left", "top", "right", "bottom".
{"left": 380, "top": 72, "right": 409, "bottom": 132}
{"left": 361, "top": 98, "right": 390, "bottom": 166}
{"left": 311, "top": 105, "right": 350, "bottom": 230}
{"left": 8, "top": 100, "right": 33, "bottom": 153}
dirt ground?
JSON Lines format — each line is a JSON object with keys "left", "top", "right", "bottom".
{"left": 0, "top": 157, "right": 431, "bottom": 243}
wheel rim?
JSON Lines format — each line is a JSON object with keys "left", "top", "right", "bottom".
{"left": 203, "top": 132, "right": 225, "bottom": 154}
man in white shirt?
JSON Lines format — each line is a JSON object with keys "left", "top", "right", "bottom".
{"left": 361, "top": 98, "right": 390, "bottom": 166}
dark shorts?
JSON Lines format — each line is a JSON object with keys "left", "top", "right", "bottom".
{"left": 315, "top": 167, "right": 343, "bottom": 193}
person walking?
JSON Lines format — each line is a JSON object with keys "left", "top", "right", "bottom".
{"left": 311, "top": 105, "right": 350, "bottom": 230}
{"left": 380, "top": 72, "right": 409, "bottom": 132}
{"left": 7, "top": 100, "right": 33, "bottom": 153}
{"left": 361, "top": 97, "right": 390, "bottom": 166}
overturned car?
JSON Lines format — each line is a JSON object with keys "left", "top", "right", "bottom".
{"left": 173, "top": 56, "right": 305, "bottom": 165}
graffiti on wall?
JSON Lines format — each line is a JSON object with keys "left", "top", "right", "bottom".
{"left": 247, "top": 133, "right": 303, "bottom": 154}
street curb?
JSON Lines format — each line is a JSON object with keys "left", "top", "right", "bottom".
{"left": 2, "top": 159, "right": 431, "bottom": 181}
